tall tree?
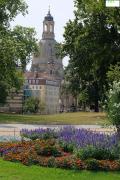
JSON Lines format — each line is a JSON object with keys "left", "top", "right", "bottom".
{"left": 0, "top": 0, "right": 38, "bottom": 103}
{"left": 12, "top": 26, "right": 38, "bottom": 71}
{"left": 62, "top": 0, "right": 120, "bottom": 112}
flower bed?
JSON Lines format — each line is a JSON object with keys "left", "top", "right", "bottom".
{"left": 0, "top": 127, "right": 120, "bottom": 171}
{"left": 1, "top": 140, "right": 73, "bottom": 166}
{"left": 21, "top": 127, "right": 119, "bottom": 155}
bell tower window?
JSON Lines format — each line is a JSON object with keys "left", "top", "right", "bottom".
{"left": 50, "top": 70, "right": 53, "bottom": 75}
{"left": 50, "top": 24, "right": 53, "bottom": 32}
{"left": 44, "top": 24, "right": 48, "bottom": 32}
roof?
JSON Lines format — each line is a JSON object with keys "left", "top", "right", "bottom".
{"left": 44, "top": 10, "right": 53, "bottom": 21}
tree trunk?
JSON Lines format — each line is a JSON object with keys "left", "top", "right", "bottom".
{"left": 94, "top": 98, "right": 99, "bottom": 112}
{"left": 93, "top": 81, "right": 99, "bottom": 112}
{"left": 74, "top": 96, "right": 77, "bottom": 112}
{"left": 83, "top": 102, "right": 86, "bottom": 111}
{"left": 75, "top": 96, "right": 77, "bottom": 108}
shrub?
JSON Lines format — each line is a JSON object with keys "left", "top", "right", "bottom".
{"left": 55, "top": 156, "right": 74, "bottom": 169}
{"left": 73, "top": 159, "right": 85, "bottom": 170}
{"left": 107, "top": 81, "right": 120, "bottom": 138}
{"left": 85, "top": 159, "right": 99, "bottom": 170}
{"left": 47, "top": 157, "right": 56, "bottom": 167}
{"left": 59, "top": 141, "right": 74, "bottom": 153}
{"left": 23, "top": 97, "right": 40, "bottom": 113}
{"left": 35, "top": 140, "right": 62, "bottom": 157}
{"left": 74, "top": 146, "right": 117, "bottom": 160}
{"left": 113, "top": 143, "right": 120, "bottom": 159}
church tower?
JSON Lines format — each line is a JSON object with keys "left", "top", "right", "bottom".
{"left": 42, "top": 9, "right": 55, "bottom": 40}
{"left": 31, "top": 9, "right": 63, "bottom": 80}
{"left": 24, "top": 10, "right": 64, "bottom": 114}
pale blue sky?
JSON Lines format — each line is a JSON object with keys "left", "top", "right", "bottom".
{"left": 11, "top": 0, "right": 75, "bottom": 67}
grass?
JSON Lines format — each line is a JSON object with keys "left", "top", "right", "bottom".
{"left": 0, "top": 112, "right": 108, "bottom": 125}
{"left": 0, "top": 159, "right": 120, "bottom": 180}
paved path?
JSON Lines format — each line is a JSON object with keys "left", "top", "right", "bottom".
{"left": 0, "top": 124, "right": 116, "bottom": 136}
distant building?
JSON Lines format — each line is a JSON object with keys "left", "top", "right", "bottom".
{"left": 0, "top": 89, "right": 23, "bottom": 113}
{"left": 24, "top": 10, "right": 64, "bottom": 114}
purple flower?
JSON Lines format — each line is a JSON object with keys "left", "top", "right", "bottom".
{"left": 20, "top": 126, "right": 118, "bottom": 150}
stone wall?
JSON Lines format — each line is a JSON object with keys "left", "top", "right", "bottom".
{"left": 0, "top": 90, "right": 23, "bottom": 113}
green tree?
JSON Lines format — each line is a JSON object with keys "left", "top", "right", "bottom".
{"left": 23, "top": 97, "right": 40, "bottom": 113}
{"left": 23, "top": 97, "right": 45, "bottom": 114}
{"left": 0, "top": 0, "right": 38, "bottom": 103}
{"left": 62, "top": 0, "right": 120, "bottom": 112}
{"left": 12, "top": 26, "right": 38, "bottom": 71}
{"left": 64, "top": 65, "right": 81, "bottom": 106}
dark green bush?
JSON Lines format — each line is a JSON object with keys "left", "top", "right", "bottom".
{"left": 74, "top": 146, "right": 117, "bottom": 160}
{"left": 35, "top": 144, "right": 62, "bottom": 157}
{"left": 42, "top": 132, "right": 57, "bottom": 140}
{"left": 47, "top": 157, "right": 56, "bottom": 167}
{"left": 114, "top": 143, "right": 120, "bottom": 159}
{"left": 86, "top": 159, "right": 99, "bottom": 170}
{"left": 59, "top": 142, "right": 74, "bottom": 153}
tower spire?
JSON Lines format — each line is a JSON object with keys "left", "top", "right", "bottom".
{"left": 48, "top": 5, "right": 50, "bottom": 14}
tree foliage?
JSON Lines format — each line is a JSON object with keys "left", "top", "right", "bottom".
{"left": 78, "top": 89, "right": 88, "bottom": 110}
{"left": 0, "top": 0, "right": 28, "bottom": 28}
{"left": 23, "top": 97, "right": 39, "bottom": 113}
{"left": 0, "top": 0, "right": 38, "bottom": 103}
{"left": 23, "top": 97, "right": 45, "bottom": 113}
{"left": 62, "top": 0, "right": 120, "bottom": 111}
{"left": 107, "top": 63, "right": 120, "bottom": 84}
{"left": 107, "top": 81, "right": 120, "bottom": 139}
{"left": 12, "top": 25, "right": 39, "bottom": 71}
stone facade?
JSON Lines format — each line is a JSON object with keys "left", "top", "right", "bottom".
{"left": 24, "top": 10, "right": 64, "bottom": 114}
{"left": 31, "top": 10, "right": 63, "bottom": 80}
{"left": 24, "top": 76, "right": 60, "bottom": 114}
{"left": 0, "top": 90, "right": 23, "bottom": 113}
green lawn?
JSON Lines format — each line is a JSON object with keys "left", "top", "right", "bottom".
{"left": 0, "top": 112, "right": 108, "bottom": 125}
{"left": 0, "top": 159, "right": 119, "bottom": 180}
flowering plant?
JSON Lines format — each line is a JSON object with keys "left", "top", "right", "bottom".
{"left": 20, "top": 128, "right": 57, "bottom": 140}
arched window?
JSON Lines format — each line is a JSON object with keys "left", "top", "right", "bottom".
{"left": 50, "top": 70, "right": 53, "bottom": 75}
{"left": 44, "top": 24, "right": 48, "bottom": 32}
{"left": 50, "top": 24, "right": 53, "bottom": 32}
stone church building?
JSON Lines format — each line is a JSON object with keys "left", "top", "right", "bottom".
{"left": 24, "top": 10, "right": 64, "bottom": 114}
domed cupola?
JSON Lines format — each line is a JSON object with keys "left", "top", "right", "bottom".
{"left": 42, "top": 9, "right": 55, "bottom": 40}
{"left": 44, "top": 10, "right": 53, "bottom": 21}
